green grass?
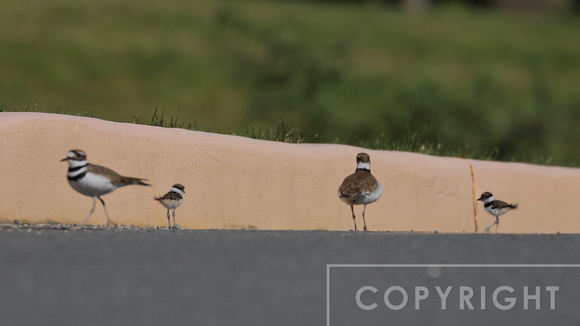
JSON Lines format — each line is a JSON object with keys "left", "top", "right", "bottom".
{"left": 140, "top": 111, "right": 503, "bottom": 161}
{"left": 0, "top": 106, "right": 503, "bottom": 162}
{"left": 1, "top": 0, "right": 580, "bottom": 166}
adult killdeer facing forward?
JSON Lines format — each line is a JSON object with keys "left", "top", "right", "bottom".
{"left": 61, "top": 149, "right": 151, "bottom": 226}
{"left": 477, "top": 191, "right": 518, "bottom": 233}
{"left": 338, "top": 153, "right": 383, "bottom": 231}
{"left": 155, "top": 184, "right": 185, "bottom": 229}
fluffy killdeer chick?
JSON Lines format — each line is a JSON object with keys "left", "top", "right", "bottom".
{"left": 155, "top": 184, "right": 185, "bottom": 229}
{"left": 338, "top": 152, "right": 383, "bottom": 231}
{"left": 61, "top": 149, "right": 151, "bottom": 226}
{"left": 477, "top": 191, "right": 518, "bottom": 233}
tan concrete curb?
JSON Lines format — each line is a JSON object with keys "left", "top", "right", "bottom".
{"left": 470, "top": 159, "right": 580, "bottom": 233}
{"left": 1, "top": 112, "right": 578, "bottom": 232}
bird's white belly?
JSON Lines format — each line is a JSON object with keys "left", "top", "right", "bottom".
{"left": 165, "top": 199, "right": 182, "bottom": 209}
{"left": 340, "top": 182, "right": 383, "bottom": 205}
{"left": 485, "top": 206, "right": 509, "bottom": 217}
{"left": 69, "top": 172, "right": 117, "bottom": 197}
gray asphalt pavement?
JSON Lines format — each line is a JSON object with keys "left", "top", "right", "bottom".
{"left": 1, "top": 226, "right": 579, "bottom": 325}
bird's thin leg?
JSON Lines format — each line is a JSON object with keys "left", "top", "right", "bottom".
{"left": 82, "top": 197, "right": 97, "bottom": 225}
{"left": 362, "top": 204, "right": 368, "bottom": 231}
{"left": 495, "top": 217, "right": 500, "bottom": 234}
{"left": 98, "top": 196, "right": 114, "bottom": 227}
{"left": 350, "top": 205, "right": 357, "bottom": 231}
{"left": 166, "top": 209, "right": 171, "bottom": 229}
{"left": 485, "top": 218, "right": 498, "bottom": 233}
{"left": 172, "top": 208, "right": 177, "bottom": 227}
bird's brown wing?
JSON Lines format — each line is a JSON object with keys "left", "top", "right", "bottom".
{"left": 155, "top": 191, "right": 182, "bottom": 201}
{"left": 88, "top": 164, "right": 151, "bottom": 186}
{"left": 338, "top": 171, "right": 378, "bottom": 197}
{"left": 491, "top": 200, "right": 518, "bottom": 210}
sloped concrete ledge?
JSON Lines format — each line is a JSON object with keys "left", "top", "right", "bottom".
{"left": 0, "top": 112, "right": 578, "bottom": 233}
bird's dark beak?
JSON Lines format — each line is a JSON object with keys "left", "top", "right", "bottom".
{"left": 476, "top": 197, "right": 483, "bottom": 201}
{"left": 60, "top": 157, "right": 68, "bottom": 162}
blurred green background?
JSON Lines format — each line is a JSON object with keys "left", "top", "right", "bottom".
{"left": 1, "top": 0, "right": 580, "bottom": 166}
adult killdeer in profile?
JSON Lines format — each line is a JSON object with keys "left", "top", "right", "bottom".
{"left": 477, "top": 191, "right": 518, "bottom": 233}
{"left": 61, "top": 149, "right": 151, "bottom": 226}
{"left": 338, "top": 152, "right": 383, "bottom": 231}
{"left": 155, "top": 184, "right": 185, "bottom": 229}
